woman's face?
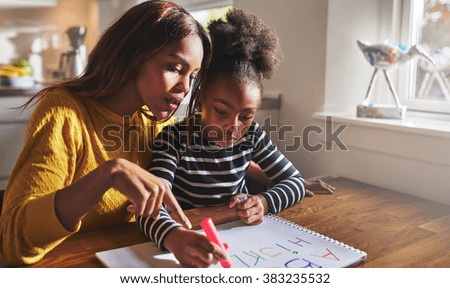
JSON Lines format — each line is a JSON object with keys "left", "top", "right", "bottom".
{"left": 201, "top": 78, "right": 261, "bottom": 147}
{"left": 135, "top": 34, "right": 204, "bottom": 120}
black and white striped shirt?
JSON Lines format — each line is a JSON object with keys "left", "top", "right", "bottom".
{"left": 137, "top": 119, "right": 305, "bottom": 248}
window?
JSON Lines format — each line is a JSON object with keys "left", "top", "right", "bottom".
{"left": 190, "top": 5, "right": 232, "bottom": 26}
{"left": 173, "top": 0, "right": 232, "bottom": 26}
{"left": 398, "top": 0, "right": 450, "bottom": 114}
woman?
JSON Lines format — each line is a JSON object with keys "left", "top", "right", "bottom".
{"left": 0, "top": 0, "right": 223, "bottom": 266}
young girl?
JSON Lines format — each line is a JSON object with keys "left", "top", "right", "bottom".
{"left": 0, "top": 0, "right": 211, "bottom": 266}
{"left": 137, "top": 8, "right": 306, "bottom": 267}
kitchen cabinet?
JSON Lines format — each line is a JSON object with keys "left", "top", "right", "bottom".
{"left": 0, "top": 87, "right": 38, "bottom": 189}
{"left": 0, "top": 0, "right": 58, "bottom": 8}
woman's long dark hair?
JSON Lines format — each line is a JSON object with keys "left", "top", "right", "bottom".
{"left": 24, "top": 0, "right": 211, "bottom": 122}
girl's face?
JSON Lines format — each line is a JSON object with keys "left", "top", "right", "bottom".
{"left": 201, "top": 78, "right": 261, "bottom": 147}
{"left": 135, "top": 34, "right": 204, "bottom": 120}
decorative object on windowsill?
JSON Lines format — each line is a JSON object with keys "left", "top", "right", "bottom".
{"left": 417, "top": 46, "right": 450, "bottom": 101}
{"left": 356, "top": 40, "right": 435, "bottom": 119}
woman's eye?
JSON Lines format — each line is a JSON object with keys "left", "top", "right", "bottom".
{"left": 190, "top": 74, "right": 198, "bottom": 82}
{"left": 168, "top": 64, "right": 182, "bottom": 73}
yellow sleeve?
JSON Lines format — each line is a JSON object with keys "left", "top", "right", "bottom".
{"left": 0, "top": 92, "right": 83, "bottom": 265}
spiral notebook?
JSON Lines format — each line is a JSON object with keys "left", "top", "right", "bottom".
{"left": 96, "top": 214, "right": 367, "bottom": 268}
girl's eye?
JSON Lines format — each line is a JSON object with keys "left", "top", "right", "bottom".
{"left": 214, "top": 107, "right": 228, "bottom": 116}
{"left": 240, "top": 115, "right": 254, "bottom": 122}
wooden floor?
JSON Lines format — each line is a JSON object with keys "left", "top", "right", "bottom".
{"left": 277, "top": 178, "right": 450, "bottom": 267}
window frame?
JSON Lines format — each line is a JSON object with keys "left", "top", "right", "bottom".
{"left": 397, "top": 0, "right": 450, "bottom": 114}
{"left": 173, "top": 0, "right": 233, "bottom": 12}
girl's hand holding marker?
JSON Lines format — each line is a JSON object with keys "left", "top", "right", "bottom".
{"left": 236, "top": 193, "right": 248, "bottom": 203}
{"left": 230, "top": 193, "right": 266, "bottom": 225}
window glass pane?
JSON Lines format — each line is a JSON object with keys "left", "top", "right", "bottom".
{"left": 190, "top": 6, "right": 232, "bottom": 26}
{"left": 414, "top": 0, "right": 450, "bottom": 102}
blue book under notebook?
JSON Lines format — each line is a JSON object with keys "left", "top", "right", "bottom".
{"left": 96, "top": 214, "right": 367, "bottom": 268}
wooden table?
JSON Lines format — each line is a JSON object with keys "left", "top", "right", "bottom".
{"left": 28, "top": 177, "right": 450, "bottom": 268}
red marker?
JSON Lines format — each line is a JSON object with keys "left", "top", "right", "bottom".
{"left": 200, "top": 217, "right": 232, "bottom": 268}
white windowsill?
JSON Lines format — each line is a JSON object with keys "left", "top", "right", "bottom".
{"left": 313, "top": 111, "right": 450, "bottom": 140}
{"left": 312, "top": 110, "right": 450, "bottom": 205}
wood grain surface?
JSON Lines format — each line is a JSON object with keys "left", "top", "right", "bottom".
{"left": 27, "top": 177, "right": 450, "bottom": 268}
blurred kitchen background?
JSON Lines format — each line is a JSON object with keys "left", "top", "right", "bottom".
{"left": 0, "top": 0, "right": 154, "bottom": 84}
{"left": 0, "top": 0, "right": 96, "bottom": 83}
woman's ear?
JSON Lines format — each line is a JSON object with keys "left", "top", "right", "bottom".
{"left": 195, "top": 93, "right": 204, "bottom": 111}
{"left": 195, "top": 101, "right": 202, "bottom": 111}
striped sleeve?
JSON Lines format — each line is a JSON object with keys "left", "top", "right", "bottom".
{"left": 148, "top": 125, "right": 183, "bottom": 185}
{"left": 136, "top": 125, "right": 183, "bottom": 249}
{"left": 251, "top": 123, "right": 306, "bottom": 213}
{"left": 136, "top": 207, "right": 182, "bottom": 250}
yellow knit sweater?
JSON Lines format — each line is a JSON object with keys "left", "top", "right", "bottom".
{"left": 0, "top": 89, "right": 169, "bottom": 265}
